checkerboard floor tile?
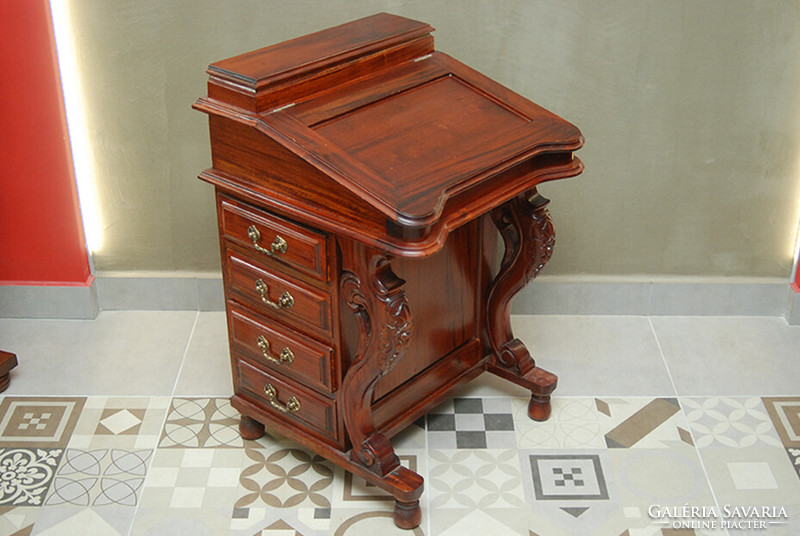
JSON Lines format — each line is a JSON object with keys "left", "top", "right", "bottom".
{"left": 427, "top": 397, "right": 517, "bottom": 449}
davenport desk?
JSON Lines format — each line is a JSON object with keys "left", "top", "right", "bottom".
{"left": 194, "top": 13, "right": 583, "bottom": 529}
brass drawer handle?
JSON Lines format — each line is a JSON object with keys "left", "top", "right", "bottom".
{"left": 264, "top": 383, "right": 300, "bottom": 413}
{"left": 247, "top": 225, "right": 288, "bottom": 257}
{"left": 256, "top": 335, "right": 295, "bottom": 365}
{"left": 254, "top": 279, "right": 294, "bottom": 310}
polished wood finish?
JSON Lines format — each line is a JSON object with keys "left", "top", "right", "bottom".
{"left": 0, "top": 351, "right": 17, "bottom": 393}
{"left": 195, "top": 13, "right": 582, "bottom": 529}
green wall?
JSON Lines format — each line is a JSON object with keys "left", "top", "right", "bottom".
{"left": 67, "top": 0, "right": 800, "bottom": 278}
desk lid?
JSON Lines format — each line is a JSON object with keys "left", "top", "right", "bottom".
{"left": 197, "top": 13, "right": 583, "bottom": 246}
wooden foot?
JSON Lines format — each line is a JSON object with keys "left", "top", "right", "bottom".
{"left": 238, "top": 415, "right": 265, "bottom": 440}
{"left": 393, "top": 499, "right": 421, "bottom": 529}
{"left": 528, "top": 394, "right": 552, "bottom": 421}
{"left": 0, "top": 351, "right": 18, "bottom": 394}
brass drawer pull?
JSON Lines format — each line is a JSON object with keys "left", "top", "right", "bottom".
{"left": 255, "top": 279, "right": 294, "bottom": 310}
{"left": 247, "top": 225, "right": 288, "bottom": 257}
{"left": 256, "top": 335, "right": 295, "bottom": 365}
{"left": 264, "top": 383, "right": 300, "bottom": 413}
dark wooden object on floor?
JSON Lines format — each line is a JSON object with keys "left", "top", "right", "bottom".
{"left": 0, "top": 351, "right": 18, "bottom": 393}
{"left": 194, "top": 13, "right": 583, "bottom": 529}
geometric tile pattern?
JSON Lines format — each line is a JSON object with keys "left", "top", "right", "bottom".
{"left": 529, "top": 454, "right": 609, "bottom": 500}
{"left": 0, "top": 397, "right": 85, "bottom": 448}
{"left": 2, "top": 393, "right": 799, "bottom": 534}
{"left": 44, "top": 448, "right": 151, "bottom": 506}
{"left": 684, "top": 397, "right": 783, "bottom": 448}
{"left": 141, "top": 448, "right": 245, "bottom": 509}
{"left": 428, "top": 449, "right": 525, "bottom": 508}
{"left": 68, "top": 397, "right": 169, "bottom": 450}
{"left": 234, "top": 447, "right": 334, "bottom": 509}
{"left": 0, "top": 448, "right": 63, "bottom": 506}
{"left": 763, "top": 396, "right": 800, "bottom": 480}
{"left": 426, "top": 397, "right": 516, "bottom": 449}
{"left": 604, "top": 398, "right": 681, "bottom": 448}
{"left": 158, "top": 398, "right": 242, "bottom": 448}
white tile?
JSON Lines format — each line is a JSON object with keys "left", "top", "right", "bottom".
{"left": 172, "top": 311, "right": 234, "bottom": 397}
{"left": 207, "top": 467, "right": 241, "bottom": 487}
{"left": 0, "top": 311, "right": 196, "bottom": 396}
{"left": 651, "top": 316, "right": 800, "bottom": 395}
{"left": 182, "top": 449, "right": 215, "bottom": 467}
{"left": 727, "top": 461, "right": 778, "bottom": 490}
{"left": 169, "top": 487, "right": 206, "bottom": 508}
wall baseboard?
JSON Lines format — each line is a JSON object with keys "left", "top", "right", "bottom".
{"left": 2, "top": 273, "right": 797, "bottom": 324}
{"left": 0, "top": 281, "right": 99, "bottom": 319}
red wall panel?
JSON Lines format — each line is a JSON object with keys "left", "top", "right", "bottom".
{"left": 0, "top": 0, "right": 91, "bottom": 286}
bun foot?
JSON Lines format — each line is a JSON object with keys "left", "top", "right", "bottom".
{"left": 527, "top": 394, "right": 552, "bottom": 421}
{"left": 239, "top": 415, "right": 265, "bottom": 440}
{"left": 393, "top": 499, "right": 421, "bottom": 529}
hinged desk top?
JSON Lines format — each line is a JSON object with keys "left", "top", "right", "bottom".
{"left": 195, "top": 12, "right": 583, "bottom": 255}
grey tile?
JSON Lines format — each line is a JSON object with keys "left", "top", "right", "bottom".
{"left": 453, "top": 398, "right": 483, "bottom": 414}
{"left": 0, "top": 283, "right": 98, "bottom": 319}
{"left": 513, "top": 279, "right": 651, "bottom": 315}
{"left": 455, "top": 431, "right": 487, "bottom": 449}
{"left": 172, "top": 311, "right": 233, "bottom": 397}
{"left": 427, "top": 414, "right": 456, "bottom": 432}
{"left": 651, "top": 316, "right": 800, "bottom": 396}
{"left": 0, "top": 311, "right": 196, "bottom": 396}
{"left": 510, "top": 315, "right": 675, "bottom": 397}
{"left": 649, "top": 281, "right": 789, "bottom": 316}
{"left": 484, "top": 414, "right": 514, "bottom": 431}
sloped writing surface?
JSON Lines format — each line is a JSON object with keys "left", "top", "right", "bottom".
{"left": 307, "top": 66, "right": 580, "bottom": 225}
{"left": 314, "top": 75, "right": 530, "bottom": 218}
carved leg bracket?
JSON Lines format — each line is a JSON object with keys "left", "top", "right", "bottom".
{"left": 340, "top": 242, "right": 422, "bottom": 528}
{"left": 486, "top": 190, "right": 558, "bottom": 421}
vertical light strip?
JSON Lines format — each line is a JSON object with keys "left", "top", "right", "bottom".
{"left": 791, "top": 221, "right": 800, "bottom": 292}
{"left": 49, "top": 0, "right": 103, "bottom": 253}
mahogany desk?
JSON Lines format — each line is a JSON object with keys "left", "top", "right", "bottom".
{"left": 194, "top": 13, "right": 583, "bottom": 529}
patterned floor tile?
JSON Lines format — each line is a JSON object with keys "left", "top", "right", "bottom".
{"left": 683, "top": 397, "right": 783, "bottom": 448}
{"left": 513, "top": 397, "right": 606, "bottom": 449}
{"left": 159, "top": 397, "right": 242, "bottom": 448}
{"left": 68, "top": 397, "right": 170, "bottom": 450}
{"left": 429, "top": 508, "right": 523, "bottom": 536}
{"left": 528, "top": 453, "right": 609, "bottom": 500}
{"left": 44, "top": 448, "right": 151, "bottom": 506}
{"left": 230, "top": 446, "right": 335, "bottom": 533}
{"left": 0, "top": 397, "right": 85, "bottom": 448}
{"left": 763, "top": 396, "right": 800, "bottom": 480}
{"left": 0, "top": 505, "right": 39, "bottom": 534}
{"left": 698, "top": 445, "right": 800, "bottom": 535}
{"left": 140, "top": 447, "right": 245, "bottom": 509}
{"left": 329, "top": 510, "right": 425, "bottom": 536}
{"left": 0, "top": 448, "right": 63, "bottom": 506}
{"left": 29, "top": 506, "right": 134, "bottom": 535}
{"left": 428, "top": 449, "right": 524, "bottom": 509}
{"left": 521, "top": 447, "right": 718, "bottom": 536}
{"left": 426, "top": 398, "right": 516, "bottom": 449}
{"left": 129, "top": 505, "right": 233, "bottom": 535}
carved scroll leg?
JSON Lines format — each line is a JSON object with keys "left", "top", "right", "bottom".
{"left": 486, "top": 190, "right": 558, "bottom": 421}
{"left": 340, "top": 244, "right": 423, "bottom": 529}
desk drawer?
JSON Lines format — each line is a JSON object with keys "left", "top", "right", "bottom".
{"left": 219, "top": 195, "right": 328, "bottom": 280}
{"left": 226, "top": 250, "right": 332, "bottom": 336}
{"left": 229, "top": 303, "right": 336, "bottom": 393}
{"left": 237, "top": 358, "right": 339, "bottom": 444}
